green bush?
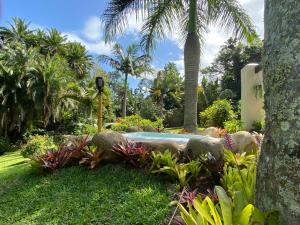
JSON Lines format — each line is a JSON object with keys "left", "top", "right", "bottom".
{"left": 163, "top": 108, "right": 184, "bottom": 128}
{"left": 252, "top": 120, "right": 265, "bottom": 133}
{"left": 111, "top": 115, "right": 163, "bottom": 132}
{"left": 74, "top": 122, "right": 98, "bottom": 135}
{"left": 224, "top": 119, "right": 243, "bottom": 133}
{"left": 199, "top": 99, "right": 235, "bottom": 128}
{"left": 21, "top": 135, "right": 56, "bottom": 159}
{"left": 0, "top": 137, "right": 11, "bottom": 155}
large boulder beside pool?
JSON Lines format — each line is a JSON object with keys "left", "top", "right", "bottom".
{"left": 225, "top": 131, "right": 258, "bottom": 153}
{"left": 126, "top": 126, "right": 142, "bottom": 133}
{"left": 143, "top": 126, "right": 158, "bottom": 132}
{"left": 137, "top": 141, "right": 182, "bottom": 156}
{"left": 92, "top": 131, "right": 128, "bottom": 161}
{"left": 184, "top": 137, "right": 224, "bottom": 161}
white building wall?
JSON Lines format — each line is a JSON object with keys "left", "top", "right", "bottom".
{"left": 241, "top": 64, "right": 265, "bottom": 130}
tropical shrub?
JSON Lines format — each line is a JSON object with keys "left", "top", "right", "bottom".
{"left": 111, "top": 115, "right": 163, "bottom": 132}
{"left": 224, "top": 119, "right": 243, "bottom": 133}
{"left": 164, "top": 108, "right": 184, "bottom": 128}
{"left": 112, "top": 142, "right": 150, "bottom": 167}
{"left": 224, "top": 149, "right": 256, "bottom": 168}
{"left": 36, "top": 145, "right": 74, "bottom": 172}
{"left": 21, "top": 135, "right": 56, "bottom": 159}
{"left": 151, "top": 151, "right": 202, "bottom": 189}
{"left": 199, "top": 99, "right": 235, "bottom": 128}
{"left": 79, "top": 147, "right": 105, "bottom": 169}
{"left": 178, "top": 186, "right": 266, "bottom": 225}
{"left": 151, "top": 150, "right": 177, "bottom": 169}
{"left": 0, "top": 137, "right": 11, "bottom": 155}
{"left": 221, "top": 163, "right": 256, "bottom": 204}
{"left": 252, "top": 120, "right": 265, "bottom": 133}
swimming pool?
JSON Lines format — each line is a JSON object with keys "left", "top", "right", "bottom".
{"left": 123, "top": 132, "right": 210, "bottom": 144}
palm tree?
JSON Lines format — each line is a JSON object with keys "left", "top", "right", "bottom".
{"left": 41, "top": 28, "right": 66, "bottom": 56}
{"left": 256, "top": 0, "right": 300, "bottom": 223}
{"left": 0, "top": 17, "right": 33, "bottom": 46}
{"left": 102, "top": 0, "right": 257, "bottom": 132}
{"left": 0, "top": 42, "right": 38, "bottom": 137}
{"left": 64, "top": 42, "right": 93, "bottom": 79}
{"left": 98, "top": 43, "right": 152, "bottom": 117}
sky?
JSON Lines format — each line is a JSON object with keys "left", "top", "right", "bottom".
{"left": 0, "top": 0, "right": 264, "bottom": 89}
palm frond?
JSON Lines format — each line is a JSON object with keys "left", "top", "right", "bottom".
{"left": 102, "top": 0, "right": 153, "bottom": 42}
{"left": 206, "top": 0, "right": 257, "bottom": 42}
{"left": 98, "top": 55, "right": 121, "bottom": 70}
{"left": 140, "top": 0, "right": 185, "bottom": 51}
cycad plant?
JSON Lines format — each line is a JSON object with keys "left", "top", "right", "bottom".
{"left": 102, "top": 0, "right": 257, "bottom": 131}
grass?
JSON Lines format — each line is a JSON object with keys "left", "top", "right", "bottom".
{"left": 165, "top": 127, "right": 205, "bottom": 134}
{"left": 0, "top": 152, "right": 173, "bottom": 225}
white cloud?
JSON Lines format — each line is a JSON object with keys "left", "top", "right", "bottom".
{"left": 59, "top": 16, "right": 115, "bottom": 55}
{"left": 82, "top": 16, "right": 103, "bottom": 41}
{"left": 63, "top": 32, "right": 112, "bottom": 55}
{"left": 172, "top": 55, "right": 184, "bottom": 75}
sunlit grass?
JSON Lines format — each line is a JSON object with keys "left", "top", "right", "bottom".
{"left": 0, "top": 152, "right": 172, "bottom": 225}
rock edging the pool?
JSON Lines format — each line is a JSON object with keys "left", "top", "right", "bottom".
{"left": 88, "top": 130, "right": 260, "bottom": 162}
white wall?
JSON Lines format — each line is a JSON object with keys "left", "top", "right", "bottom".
{"left": 241, "top": 64, "right": 265, "bottom": 130}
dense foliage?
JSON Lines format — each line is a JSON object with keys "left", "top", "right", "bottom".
{"left": 0, "top": 136, "right": 11, "bottom": 155}
{"left": 111, "top": 115, "right": 163, "bottom": 132}
{"left": 201, "top": 38, "right": 263, "bottom": 107}
{"left": 0, "top": 18, "right": 113, "bottom": 140}
{"left": 199, "top": 99, "right": 235, "bottom": 128}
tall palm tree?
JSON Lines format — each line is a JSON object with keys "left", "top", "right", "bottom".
{"left": 102, "top": 0, "right": 257, "bottom": 131}
{"left": 0, "top": 42, "right": 38, "bottom": 137}
{"left": 64, "top": 42, "right": 93, "bottom": 79}
{"left": 0, "top": 17, "right": 33, "bottom": 46}
{"left": 98, "top": 43, "right": 152, "bottom": 117}
{"left": 256, "top": 0, "right": 300, "bottom": 223}
{"left": 41, "top": 28, "right": 66, "bottom": 56}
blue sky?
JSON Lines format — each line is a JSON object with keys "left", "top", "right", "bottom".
{"left": 0, "top": 0, "right": 264, "bottom": 89}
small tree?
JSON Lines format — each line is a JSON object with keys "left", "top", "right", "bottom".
{"left": 99, "top": 43, "right": 152, "bottom": 117}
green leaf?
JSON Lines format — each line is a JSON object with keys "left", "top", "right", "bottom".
{"left": 194, "top": 198, "right": 215, "bottom": 224}
{"left": 238, "top": 204, "right": 254, "bottom": 225}
{"left": 215, "top": 186, "right": 232, "bottom": 225}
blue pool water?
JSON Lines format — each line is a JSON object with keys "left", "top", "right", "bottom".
{"left": 123, "top": 132, "right": 209, "bottom": 144}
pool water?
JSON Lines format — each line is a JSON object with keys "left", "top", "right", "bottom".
{"left": 123, "top": 132, "right": 210, "bottom": 144}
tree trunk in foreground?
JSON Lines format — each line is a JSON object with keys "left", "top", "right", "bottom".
{"left": 183, "top": 32, "right": 200, "bottom": 132}
{"left": 255, "top": 0, "right": 300, "bottom": 224}
{"left": 122, "top": 73, "right": 128, "bottom": 118}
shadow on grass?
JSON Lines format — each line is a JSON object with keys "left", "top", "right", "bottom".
{"left": 0, "top": 161, "right": 173, "bottom": 225}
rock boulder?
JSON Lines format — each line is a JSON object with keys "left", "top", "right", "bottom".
{"left": 227, "top": 131, "right": 258, "bottom": 153}
{"left": 92, "top": 131, "right": 128, "bottom": 161}
{"left": 184, "top": 137, "right": 224, "bottom": 161}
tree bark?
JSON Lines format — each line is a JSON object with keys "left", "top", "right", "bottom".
{"left": 122, "top": 73, "right": 128, "bottom": 117}
{"left": 183, "top": 32, "right": 200, "bottom": 132}
{"left": 255, "top": 0, "right": 300, "bottom": 224}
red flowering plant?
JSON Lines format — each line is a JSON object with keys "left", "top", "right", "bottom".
{"left": 112, "top": 142, "right": 150, "bottom": 167}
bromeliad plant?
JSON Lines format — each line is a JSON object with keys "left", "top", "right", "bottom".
{"left": 221, "top": 163, "right": 256, "bottom": 204}
{"left": 224, "top": 149, "right": 256, "bottom": 168}
{"left": 112, "top": 142, "right": 150, "bottom": 167}
{"left": 178, "top": 186, "right": 266, "bottom": 225}
{"left": 79, "top": 147, "right": 105, "bottom": 169}
{"left": 36, "top": 144, "right": 73, "bottom": 172}
{"left": 151, "top": 151, "right": 202, "bottom": 189}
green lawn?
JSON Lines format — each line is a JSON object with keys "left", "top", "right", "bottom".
{"left": 0, "top": 152, "right": 173, "bottom": 225}
{"left": 165, "top": 127, "right": 205, "bottom": 134}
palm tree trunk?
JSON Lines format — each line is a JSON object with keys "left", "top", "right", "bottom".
{"left": 255, "top": 0, "right": 300, "bottom": 223}
{"left": 183, "top": 0, "right": 200, "bottom": 132}
{"left": 122, "top": 73, "right": 128, "bottom": 117}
